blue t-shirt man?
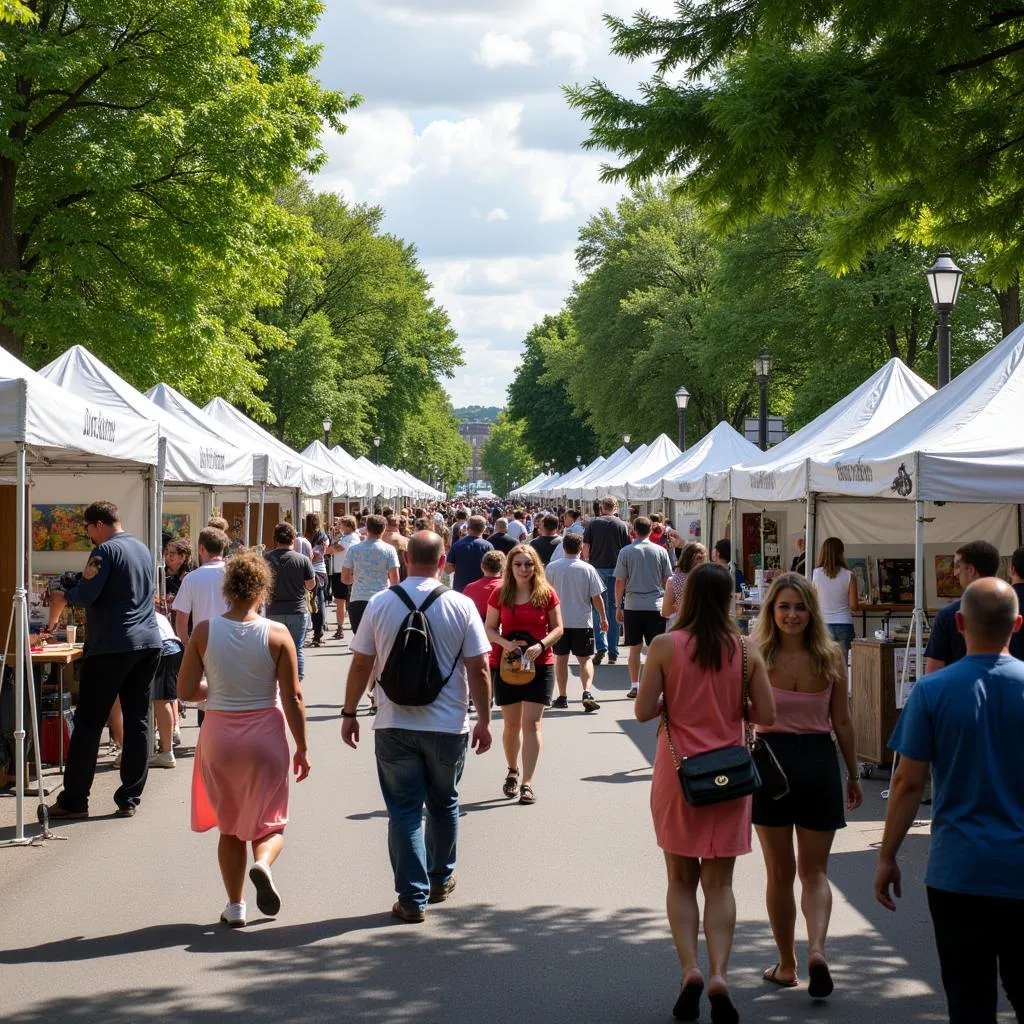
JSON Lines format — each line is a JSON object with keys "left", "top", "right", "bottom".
{"left": 889, "top": 654, "right": 1024, "bottom": 899}
{"left": 446, "top": 534, "right": 493, "bottom": 592}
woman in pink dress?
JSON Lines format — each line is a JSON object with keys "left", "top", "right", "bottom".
{"left": 637, "top": 562, "right": 775, "bottom": 1023}
{"left": 178, "top": 550, "right": 311, "bottom": 928}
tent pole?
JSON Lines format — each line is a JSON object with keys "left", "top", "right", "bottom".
{"left": 256, "top": 483, "right": 267, "bottom": 550}
{"left": 805, "top": 492, "right": 817, "bottom": 580}
{"left": 243, "top": 487, "right": 252, "bottom": 547}
{"left": 13, "top": 443, "right": 27, "bottom": 843}
{"left": 914, "top": 497, "right": 925, "bottom": 683}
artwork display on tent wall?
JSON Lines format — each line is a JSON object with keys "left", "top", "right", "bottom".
{"left": 162, "top": 513, "right": 192, "bottom": 542}
{"left": 877, "top": 559, "right": 915, "bottom": 605}
{"left": 31, "top": 504, "right": 91, "bottom": 552}
{"left": 742, "top": 513, "right": 780, "bottom": 586}
{"left": 934, "top": 556, "right": 961, "bottom": 599}
{"left": 29, "top": 574, "right": 85, "bottom": 634}
{"left": 847, "top": 557, "right": 874, "bottom": 604}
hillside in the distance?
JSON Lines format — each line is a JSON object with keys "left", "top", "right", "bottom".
{"left": 454, "top": 405, "right": 501, "bottom": 423}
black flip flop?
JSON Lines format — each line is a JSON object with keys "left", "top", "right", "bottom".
{"left": 808, "top": 961, "right": 834, "bottom": 1000}
{"left": 673, "top": 980, "right": 704, "bottom": 1021}
{"left": 709, "top": 992, "right": 739, "bottom": 1024}
{"left": 763, "top": 964, "right": 798, "bottom": 988}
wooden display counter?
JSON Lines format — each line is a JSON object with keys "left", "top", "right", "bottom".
{"left": 851, "top": 638, "right": 905, "bottom": 775}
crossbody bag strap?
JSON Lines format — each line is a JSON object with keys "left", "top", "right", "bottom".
{"left": 741, "top": 635, "right": 753, "bottom": 748}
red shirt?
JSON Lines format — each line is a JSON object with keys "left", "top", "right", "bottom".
{"left": 464, "top": 575, "right": 503, "bottom": 667}
{"left": 487, "top": 588, "right": 560, "bottom": 665}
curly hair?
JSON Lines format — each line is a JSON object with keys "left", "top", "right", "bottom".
{"left": 222, "top": 549, "right": 273, "bottom": 605}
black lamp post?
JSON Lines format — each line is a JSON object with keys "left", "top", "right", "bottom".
{"left": 674, "top": 386, "right": 690, "bottom": 451}
{"left": 925, "top": 251, "right": 964, "bottom": 388}
{"left": 322, "top": 416, "right": 332, "bottom": 448}
{"left": 373, "top": 435, "right": 381, "bottom": 464}
{"left": 623, "top": 433, "right": 631, "bottom": 447}
{"left": 754, "top": 350, "right": 772, "bottom": 451}
{"left": 576, "top": 454, "right": 582, "bottom": 468}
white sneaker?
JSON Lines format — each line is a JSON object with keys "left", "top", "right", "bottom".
{"left": 172, "top": 729, "right": 183, "bottom": 747}
{"left": 220, "top": 901, "right": 247, "bottom": 928}
{"left": 112, "top": 750, "right": 122, "bottom": 768}
{"left": 249, "top": 860, "right": 281, "bottom": 916}
{"left": 627, "top": 686, "right": 639, "bottom": 699}
{"left": 149, "top": 750, "right": 176, "bottom": 769}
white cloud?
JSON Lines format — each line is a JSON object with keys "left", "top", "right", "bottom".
{"left": 486, "top": 207, "right": 510, "bottom": 222}
{"left": 474, "top": 32, "right": 534, "bottom": 69}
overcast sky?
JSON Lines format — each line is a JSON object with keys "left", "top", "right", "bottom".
{"left": 312, "top": 0, "right": 675, "bottom": 409}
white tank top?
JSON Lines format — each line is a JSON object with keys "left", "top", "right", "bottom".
{"left": 203, "top": 616, "right": 279, "bottom": 711}
{"left": 812, "top": 567, "right": 854, "bottom": 625}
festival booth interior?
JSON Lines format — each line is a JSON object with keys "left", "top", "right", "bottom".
{"left": 202, "top": 398, "right": 344, "bottom": 546}
{"left": 626, "top": 422, "right": 762, "bottom": 543}
{"left": 0, "top": 347, "right": 161, "bottom": 845}
{"left": 704, "top": 359, "right": 936, "bottom": 591}
{"left": 563, "top": 447, "right": 636, "bottom": 505}
{"left": 38, "top": 347, "right": 254, "bottom": 575}
{"left": 806, "top": 326, "right": 1024, "bottom": 684}
{"left": 147, "top": 382, "right": 304, "bottom": 551}
{"left": 591, "top": 433, "right": 683, "bottom": 512}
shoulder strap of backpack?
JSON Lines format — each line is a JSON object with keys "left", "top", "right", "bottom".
{"left": 389, "top": 585, "right": 418, "bottom": 613}
{"left": 417, "top": 584, "right": 450, "bottom": 615}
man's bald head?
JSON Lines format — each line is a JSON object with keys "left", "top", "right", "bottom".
{"left": 958, "top": 577, "right": 1022, "bottom": 650}
{"left": 407, "top": 530, "right": 444, "bottom": 572}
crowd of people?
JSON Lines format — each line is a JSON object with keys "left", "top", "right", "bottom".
{"left": 30, "top": 496, "right": 1024, "bottom": 1024}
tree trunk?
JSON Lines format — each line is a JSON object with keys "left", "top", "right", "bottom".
{"left": 995, "top": 279, "right": 1021, "bottom": 337}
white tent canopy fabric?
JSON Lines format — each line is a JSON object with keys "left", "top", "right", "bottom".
{"left": 573, "top": 443, "right": 656, "bottom": 502}
{"left": 300, "top": 440, "right": 374, "bottom": 498}
{"left": 203, "top": 398, "right": 340, "bottom": 497}
{"left": 519, "top": 471, "right": 561, "bottom": 497}
{"left": 598, "top": 434, "right": 683, "bottom": 500}
{"left": 708, "top": 358, "right": 935, "bottom": 503}
{"left": 40, "top": 346, "right": 252, "bottom": 486}
{"left": 809, "top": 326, "right": 1024, "bottom": 503}
{"left": 539, "top": 466, "right": 583, "bottom": 498}
{"left": 353, "top": 455, "right": 400, "bottom": 498}
{"left": 565, "top": 448, "right": 634, "bottom": 500}
{"left": 510, "top": 471, "right": 549, "bottom": 498}
{"left": 627, "top": 422, "right": 762, "bottom": 501}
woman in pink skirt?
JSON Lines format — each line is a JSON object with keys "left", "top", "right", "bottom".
{"left": 637, "top": 562, "right": 775, "bottom": 1023}
{"left": 178, "top": 549, "right": 310, "bottom": 927}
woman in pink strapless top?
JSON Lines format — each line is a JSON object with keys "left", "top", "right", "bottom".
{"left": 751, "top": 573, "right": 862, "bottom": 1000}
{"left": 637, "top": 563, "right": 776, "bottom": 1024}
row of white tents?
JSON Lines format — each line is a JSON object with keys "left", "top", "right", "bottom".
{"left": 0, "top": 343, "right": 440, "bottom": 844}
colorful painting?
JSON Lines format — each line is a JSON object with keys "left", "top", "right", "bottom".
{"left": 31, "top": 504, "right": 91, "bottom": 552}
{"left": 935, "top": 555, "right": 961, "bottom": 599}
{"left": 878, "top": 558, "right": 915, "bottom": 605}
{"left": 162, "top": 512, "right": 192, "bottom": 542}
{"left": 848, "top": 557, "right": 873, "bottom": 603}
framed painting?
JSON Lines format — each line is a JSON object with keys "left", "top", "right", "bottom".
{"left": 31, "top": 504, "right": 91, "bottom": 552}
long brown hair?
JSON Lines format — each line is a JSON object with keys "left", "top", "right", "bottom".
{"left": 671, "top": 562, "right": 737, "bottom": 670}
{"left": 754, "top": 572, "right": 845, "bottom": 685}
{"left": 499, "top": 544, "right": 554, "bottom": 609}
{"left": 817, "top": 536, "right": 848, "bottom": 579}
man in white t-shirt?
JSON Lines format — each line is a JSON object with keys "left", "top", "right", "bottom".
{"left": 505, "top": 509, "right": 528, "bottom": 542}
{"left": 172, "top": 527, "right": 230, "bottom": 646}
{"left": 342, "top": 530, "right": 491, "bottom": 923}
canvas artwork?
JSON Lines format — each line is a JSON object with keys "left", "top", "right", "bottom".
{"left": 848, "top": 557, "right": 873, "bottom": 603}
{"left": 935, "top": 555, "right": 961, "bottom": 599}
{"left": 687, "top": 518, "right": 701, "bottom": 540}
{"left": 878, "top": 558, "right": 915, "bottom": 605}
{"left": 31, "top": 504, "right": 91, "bottom": 552}
{"left": 162, "top": 512, "right": 192, "bottom": 541}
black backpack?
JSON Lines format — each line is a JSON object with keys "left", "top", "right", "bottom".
{"left": 376, "top": 585, "right": 458, "bottom": 706}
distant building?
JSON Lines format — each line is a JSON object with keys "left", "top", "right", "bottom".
{"left": 459, "top": 421, "right": 491, "bottom": 484}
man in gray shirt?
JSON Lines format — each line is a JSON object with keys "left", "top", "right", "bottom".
{"left": 614, "top": 517, "right": 672, "bottom": 698}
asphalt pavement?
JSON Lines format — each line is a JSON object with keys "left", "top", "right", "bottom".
{"left": 0, "top": 627, "right": 1015, "bottom": 1023}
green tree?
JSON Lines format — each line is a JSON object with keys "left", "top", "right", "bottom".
{"left": 0, "top": 2, "right": 33, "bottom": 24}
{"left": 566, "top": 1, "right": 1024, "bottom": 325}
{"left": 0, "top": 1, "right": 354, "bottom": 401}
{"left": 481, "top": 411, "right": 535, "bottom": 497}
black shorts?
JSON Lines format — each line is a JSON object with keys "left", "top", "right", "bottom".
{"left": 348, "top": 600, "right": 368, "bottom": 635}
{"left": 492, "top": 663, "right": 554, "bottom": 707}
{"left": 552, "top": 627, "right": 595, "bottom": 658}
{"left": 331, "top": 575, "right": 350, "bottom": 600}
{"left": 623, "top": 609, "right": 665, "bottom": 647}
{"left": 152, "top": 650, "right": 182, "bottom": 701}
{"left": 751, "top": 732, "right": 846, "bottom": 831}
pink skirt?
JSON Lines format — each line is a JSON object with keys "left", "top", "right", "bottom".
{"left": 191, "top": 707, "right": 290, "bottom": 841}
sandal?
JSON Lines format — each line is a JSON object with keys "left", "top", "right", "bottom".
{"left": 763, "top": 964, "right": 798, "bottom": 988}
{"left": 502, "top": 769, "right": 519, "bottom": 799}
{"left": 673, "top": 979, "right": 704, "bottom": 1021}
{"left": 518, "top": 783, "right": 535, "bottom": 805}
{"left": 808, "top": 960, "right": 834, "bottom": 999}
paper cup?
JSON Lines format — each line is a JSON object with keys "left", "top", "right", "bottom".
{"left": 66, "top": 625, "right": 77, "bottom": 644}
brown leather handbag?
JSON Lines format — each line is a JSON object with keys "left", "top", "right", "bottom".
{"left": 498, "top": 631, "right": 538, "bottom": 685}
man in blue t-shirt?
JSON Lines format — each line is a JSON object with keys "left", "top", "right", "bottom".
{"left": 445, "top": 515, "right": 493, "bottom": 592}
{"left": 875, "top": 577, "right": 1024, "bottom": 1023}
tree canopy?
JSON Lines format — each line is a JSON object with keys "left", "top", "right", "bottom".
{"left": 480, "top": 411, "right": 535, "bottom": 497}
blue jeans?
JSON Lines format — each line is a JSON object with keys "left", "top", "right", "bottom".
{"left": 827, "top": 622, "right": 855, "bottom": 661}
{"left": 592, "top": 567, "right": 620, "bottom": 657}
{"left": 375, "top": 728, "right": 468, "bottom": 911}
{"left": 269, "top": 612, "right": 307, "bottom": 679}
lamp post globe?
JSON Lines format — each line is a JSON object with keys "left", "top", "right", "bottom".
{"left": 322, "top": 416, "right": 332, "bottom": 448}
{"left": 754, "top": 351, "right": 772, "bottom": 451}
{"left": 373, "top": 435, "right": 381, "bottom": 464}
{"left": 925, "top": 251, "right": 964, "bottom": 388}
{"left": 674, "top": 386, "right": 690, "bottom": 451}
{"left": 623, "top": 434, "right": 631, "bottom": 446}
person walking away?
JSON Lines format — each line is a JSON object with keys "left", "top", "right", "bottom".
{"left": 635, "top": 562, "right": 776, "bottom": 1023}
{"left": 42, "top": 501, "right": 162, "bottom": 820}
{"left": 545, "top": 533, "right": 605, "bottom": 712}
{"left": 1010, "top": 547, "right": 1024, "bottom": 662}
{"left": 484, "top": 545, "right": 563, "bottom": 805}
{"left": 445, "top": 515, "right": 494, "bottom": 593}
{"left": 173, "top": 527, "right": 231, "bottom": 650}
{"left": 875, "top": 577, "right": 1024, "bottom": 1024}
{"left": 341, "top": 514, "right": 401, "bottom": 637}
{"left": 810, "top": 537, "right": 858, "bottom": 662}
{"left": 179, "top": 550, "right": 310, "bottom": 928}
{"left": 303, "top": 513, "right": 330, "bottom": 647}
{"left": 341, "top": 531, "right": 493, "bottom": 922}
{"left": 464, "top": 551, "right": 507, "bottom": 708}
{"left": 328, "top": 516, "right": 359, "bottom": 640}
{"left": 615, "top": 516, "right": 673, "bottom": 699}
{"left": 264, "top": 523, "right": 317, "bottom": 681}
{"left": 924, "top": 540, "right": 1001, "bottom": 673}
{"left": 583, "top": 496, "right": 631, "bottom": 666}
{"left": 150, "top": 611, "right": 184, "bottom": 769}
{"left": 383, "top": 514, "right": 410, "bottom": 581}
{"left": 489, "top": 518, "right": 519, "bottom": 556}
{"left": 711, "top": 540, "right": 746, "bottom": 596}
{"left": 662, "top": 543, "right": 708, "bottom": 622}
{"left": 752, "top": 573, "right": 862, "bottom": 996}
{"left": 530, "top": 514, "right": 562, "bottom": 567}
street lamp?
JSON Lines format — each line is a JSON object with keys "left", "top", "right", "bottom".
{"left": 754, "top": 350, "right": 772, "bottom": 451}
{"left": 322, "top": 416, "right": 332, "bottom": 448}
{"left": 674, "top": 386, "right": 690, "bottom": 451}
{"left": 576, "top": 454, "right": 582, "bottom": 467}
{"left": 925, "top": 251, "right": 964, "bottom": 388}
{"left": 373, "top": 435, "right": 381, "bottom": 464}
{"left": 623, "top": 434, "right": 631, "bottom": 446}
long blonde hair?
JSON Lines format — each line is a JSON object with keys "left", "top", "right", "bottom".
{"left": 499, "top": 544, "right": 554, "bottom": 609}
{"left": 754, "top": 572, "right": 845, "bottom": 685}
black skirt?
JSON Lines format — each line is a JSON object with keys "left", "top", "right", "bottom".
{"left": 751, "top": 732, "right": 846, "bottom": 832}
{"left": 492, "top": 663, "right": 554, "bottom": 707}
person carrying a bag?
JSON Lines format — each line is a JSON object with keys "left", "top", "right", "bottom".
{"left": 636, "top": 562, "right": 775, "bottom": 1024}
{"left": 750, "top": 573, "right": 862, "bottom": 999}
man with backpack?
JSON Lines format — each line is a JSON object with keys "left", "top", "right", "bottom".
{"left": 341, "top": 530, "right": 492, "bottom": 923}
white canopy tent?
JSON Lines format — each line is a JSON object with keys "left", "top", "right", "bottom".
{"left": 564, "top": 448, "right": 635, "bottom": 502}
{"left": 353, "top": 456, "right": 400, "bottom": 499}
{"left": 301, "top": 441, "right": 374, "bottom": 503}
{"left": 509, "top": 472, "right": 547, "bottom": 499}
{"left": 538, "top": 466, "right": 583, "bottom": 500}
{"left": 390, "top": 468, "right": 441, "bottom": 500}
{"left": 573, "top": 443, "right": 657, "bottom": 503}
{"left": 591, "top": 434, "right": 683, "bottom": 503}
{"left": 0, "top": 348, "right": 160, "bottom": 846}
{"left": 515, "top": 471, "right": 561, "bottom": 499}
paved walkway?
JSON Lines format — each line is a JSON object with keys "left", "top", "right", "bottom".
{"left": 0, "top": 629, "right": 1014, "bottom": 1022}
